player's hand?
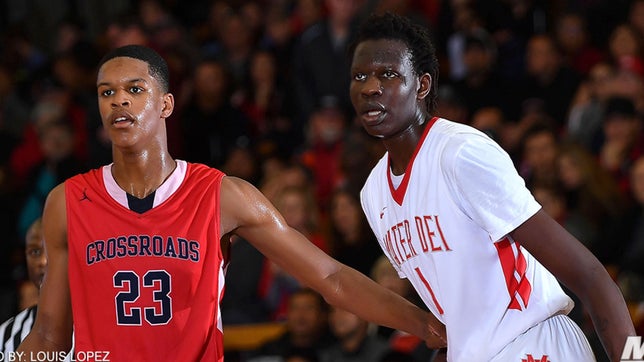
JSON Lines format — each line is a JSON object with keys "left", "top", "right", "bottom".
{"left": 425, "top": 314, "right": 447, "bottom": 348}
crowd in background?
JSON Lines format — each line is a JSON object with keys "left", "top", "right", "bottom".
{"left": 1, "top": 0, "right": 644, "bottom": 360}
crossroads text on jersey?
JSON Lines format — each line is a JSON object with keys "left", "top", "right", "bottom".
{"left": 86, "top": 235, "right": 200, "bottom": 265}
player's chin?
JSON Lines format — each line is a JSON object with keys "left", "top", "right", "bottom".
{"left": 360, "top": 123, "right": 387, "bottom": 139}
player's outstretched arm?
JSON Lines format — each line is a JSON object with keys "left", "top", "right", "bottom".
{"left": 17, "top": 184, "right": 74, "bottom": 359}
{"left": 511, "top": 209, "right": 635, "bottom": 362}
{"left": 219, "top": 176, "right": 446, "bottom": 347}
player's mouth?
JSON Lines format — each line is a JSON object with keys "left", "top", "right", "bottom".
{"left": 110, "top": 112, "right": 135, "bottom": 128}
{"left": 359, "top": 104, "right": 386, "bottom": 124}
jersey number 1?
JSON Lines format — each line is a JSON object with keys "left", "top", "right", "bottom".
{"left": 113, "top": 270, "right": 172, "bottom": 325}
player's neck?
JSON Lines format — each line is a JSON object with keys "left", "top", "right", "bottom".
{"left": 383, "top": 122, "right": 426, "bottom": 175}
{"left": 111, "top": 149, "right": 177, "bottom": 199}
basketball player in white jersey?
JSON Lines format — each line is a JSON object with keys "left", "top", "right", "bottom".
{"left": 350, "top": 13, "right": 635, "bottom": 361}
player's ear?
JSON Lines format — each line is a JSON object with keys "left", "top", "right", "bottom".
{"left": 417, "top": 73, "right": 431, "bottom": 101}
{"left": 161, "top": 93, "right": 175, "bottom": 118}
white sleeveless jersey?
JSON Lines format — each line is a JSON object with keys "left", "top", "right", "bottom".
{"left": 360, "top": 118, "right": 574, "bottom": 361}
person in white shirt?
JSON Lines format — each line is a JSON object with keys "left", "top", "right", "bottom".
{"left": 0, "top": 218, "right": 45, "bottom": 354}
{"left": 350, "top": 12, "right": 635, "bottom": 362}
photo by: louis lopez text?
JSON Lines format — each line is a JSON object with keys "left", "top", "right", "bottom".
{"left": 0, "top": 351, "right": 110, "bottom": 361}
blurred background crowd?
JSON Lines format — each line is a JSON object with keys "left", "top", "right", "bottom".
{"left": 1, "top": 0, "right": 644, "bottom": 360}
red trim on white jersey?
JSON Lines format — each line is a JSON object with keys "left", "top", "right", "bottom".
{"left": 495, "top": 237, "right": 532, "bottom": 311}
{"left": 387, "top": 117, "right": 439, "bottom": 205}
{"left": 414, "top": 267, "right": 444, "bottom": 314}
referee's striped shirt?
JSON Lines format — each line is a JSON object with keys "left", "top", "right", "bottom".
{"left": 0, "top": 306, "right": 75, "bottom": 361}
{"left": 0, "top": 305, "right": 37, "bottom": 353}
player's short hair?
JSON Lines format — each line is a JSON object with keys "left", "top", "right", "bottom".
{"left": 98, "top": 45, "right": 170, "bottom": 92}
{"left": 351, "top": 12, "right": 440, "bottom": 114}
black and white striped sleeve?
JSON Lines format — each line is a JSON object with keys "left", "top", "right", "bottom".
{"left": 0, "top": 305, "right": 37, "bottom": 353}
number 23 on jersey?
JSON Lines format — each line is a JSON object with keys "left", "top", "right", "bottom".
{"left": 113, "top": 270, "right": 172, "bottom": 326}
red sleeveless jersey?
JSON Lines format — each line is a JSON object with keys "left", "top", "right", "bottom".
{"left": 65, "top": 162, "right": 226, "bottom": 361}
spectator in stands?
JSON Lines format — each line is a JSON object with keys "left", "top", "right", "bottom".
{"left": 238, "top": 49, "right": 300, "bottom": 155}
{"left": 250, "top": 288, "right": 335, "bottom": 362}
{"left": 218, "top": 10, "right": 257, "bottom": 93}
{"left": 291, "top": 0, "right": 360, "bottom": 128}
{"left": 299, "top": 96, "right": 348, "bottom": 208}
{"left": 629, "top": 0, "right": 644, "bottom": 40}
{"left": 259, "top": 185, "right": 329, "bottom": 321}
{"left": 619, "top": 155, "right": 644, "bottom": 337}
{"left": 620, "top": 155, "right": 644, "bottom": 279}
{"left": 597, "top": 96, "right": 644, "bottom": 195}
{"left": 259, "top": 4, "right": 298, "bottom": 88}
{"left": 554, "top": 12, "right": 605, "bottom": 76}
{"left": 0, "top": 218, "right": 46, "bottom": 353}
{"left": 469, "top": 106, "right": 504, "bottom": 144}
{"left": 17, "top": 119, "right": 86, "bottom": 239}
{"left": 220, "top": 234, "right": 269, "bottom": 325}
{"left": 451, "top": 30, "right": 512, "bottom": 120}
{"left": 0, "top": 63, "right": 31, "bottom": 145}
{"left": 531, "top": 181, "right": 596, "bottom": 252}
{"left": 260, "top": 160, "right": 312, "bottom": 206}
{"left": 517, "top": 121, "right": 560, "bottom": 189}
{"left": 327, "top": 186, "right": 381, "bottom": 276}
{"left": 337, "top": 124, "right": 384, "bottom": 197}
{"left": 520, "top": 34, "right": 581, "bottom": 129}
{"left": 179, "top": 58, "right": 252, "bottom": 168}
{"left": 557, "top": 141, "right": 630, "bottom": 266}
{"left": 607, "top": 23, "right": 644, "bottom": 77}
{"left": 274, "top": 186, "right": 327, "bottom": 252}
{"left": 434, "top": 84, "right": 468, "bottom": 125}
{"left": 103, "top": 13, "right": 150, "bottom": 50}
{"left": 319, "top": 306, "right": 390, "bottom": 362}
{"left": 370, "top": 256, "right": 438, "bottom": 362}
{"left": 567, "top": 61, "right": 617, "bottom": 150}
{"left": 291, "top": 0, "right": 324, "bottom": 34}
{"left": 442, "top": 1, "right": 484, "bottom": 83}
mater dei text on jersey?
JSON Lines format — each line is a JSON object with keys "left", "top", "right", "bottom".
{"left": 382, "top": 214, "right": 452, "bottom": 268}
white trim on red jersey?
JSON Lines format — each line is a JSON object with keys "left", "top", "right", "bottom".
{"left": 103, "top": 159, "right": 188, "bottom": 209}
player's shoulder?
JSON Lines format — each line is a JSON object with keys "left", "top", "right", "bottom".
{"left": 219, "top": 175, "right": 280, "bottom": 234}
{"left": 64, "top": 166, "right": 104, "bottom": 191}
{"left": 219, "top": 175, "right": 258, "bottom": 198}
{"left": 431, "top": 118, "right": 491, "bottom": 144}
{"left": 48, "top": 182, "right": 67, "bottom": 204}
{"left": 183, "top": 161, "right": 225, "bottom": 181}
{"left": 431, "top": 119, "right": 500, "bottom": 155}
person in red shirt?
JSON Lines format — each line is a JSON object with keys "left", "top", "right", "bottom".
{"left": 16, "top": 45, "right": 445, "bottom": 361}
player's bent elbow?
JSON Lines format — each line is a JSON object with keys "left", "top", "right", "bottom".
{"left": 313, "top": 266, "right": 346, "bottom": 307}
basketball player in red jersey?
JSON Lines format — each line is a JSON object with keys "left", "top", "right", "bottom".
{"left": 16, "top": 45, "right": 445, "bottom": 361}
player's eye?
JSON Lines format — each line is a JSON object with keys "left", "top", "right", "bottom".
{"left": 382, "top": 70, "right": 398, "bottom": 79}
{"left": 100, "top": 89, "right": 114, "bottom": 97}
{"left": 130, "top": 86, "right": 144, "bottom": 94}
{"left": 353, "top": 73, "right": 367, "bottom": 81}
{"left": 27, "top": 248, "right": 43, "bottom": 257}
